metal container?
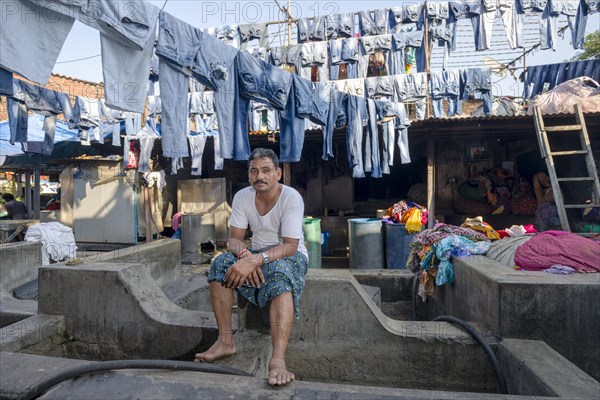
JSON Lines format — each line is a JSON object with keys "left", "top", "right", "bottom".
{"left": 348, "top": 218, "right": 385, "bottom": 269}
{"left": 181, "top": 213, "right": 215, "bottom": 254}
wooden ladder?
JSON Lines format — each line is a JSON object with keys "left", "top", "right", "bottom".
{"left": 533, "top": 104, "right": 600, "bottom": 233}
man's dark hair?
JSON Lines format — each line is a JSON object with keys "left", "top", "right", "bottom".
{"left": 2, "top": 193, "right": 14, "bottom": 201}
{"left": 248, "top": 148, "right": 279, "bottom": 168}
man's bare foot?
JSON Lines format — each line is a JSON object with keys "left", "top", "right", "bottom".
{"left": 268, "top": 357, "right": 295, "bottom": 386}
{"left": 194, "top": 340, "right": 236, "bottom": 363}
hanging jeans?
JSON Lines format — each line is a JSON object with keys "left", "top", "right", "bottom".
{"left": 430, "top": 70, "right": 462, "bottom": 117}
{"left": 389, "top": 31, "right": 424, "bottom": 75}
{"left": 300, "top": 42, "right": 329, "bottom": 82}
{"left": 278, "top": 81, "right": 305, "bottom": 162}
{"left": 346, "top": 95, "right": 369, "bottom": 178}
{"left": 358, "top": 10, "right": 388, "bottom": 36}
{"left": 216, "top": 25, "right": 240, "bottom": 49}
{"left": 389, "top": 3, "right": 424, "bottom": 32}
{"left": 238, "top": 23, "right": 268, "bottom": 50}
{"left": 480, "top": 0, "right": 518, "bottom": 50}
{"left": 0, "top": 68, "right": 13, "bottom": 96}
{"left": 540, "top": 0, "right": 579, "bottom": 50}
{"left": 365, "top": 76, "right": 395, "bottom": 99}
{"left": 359, "top": 34, "right": 393, "bottom": 78}
{"left": 574, "top": 0, "right": 599, "bottom": 49}
{"left": 318, "top": 82, "right": 344, "bottom": 160}
{"left": 100, "top": 20, "right": 157, "bottom": 113}
{"left": 7, "top": 97, "right": 28, "bottom": 145}
{"left": 1, "top": 0, "right": 74, "bottom": 85}
{"left": 215, "top": 58, "right": 251, "bottom": 160}
{"left": 138, "top": 135, "right": 157, "bottom": 173}
{"left": 462, "top": 68, "right": 493, "bottom": 115}
{"left": 156, "top": 10, "right": 239, "bottom": 158}
{"left": 448, "top": 0, "right": 481, "bottom": 51}
{"left": 364, "top": 99, "right": 382, "bottom": 178}
{"left": 393, "top": 73, "right": 428, "bottom": 120}
{"left": 188, "top": 135, "right": 207, "bottom": 176}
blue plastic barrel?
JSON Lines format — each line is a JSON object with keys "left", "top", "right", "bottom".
{"left": 321, "top": 231, "right": 330, "bottom": 256}
{"left": 385, "top": 223, "right": 420, "bottom": 269}
{"left": 348, "top": 218, "right": 385, "bottom": 269}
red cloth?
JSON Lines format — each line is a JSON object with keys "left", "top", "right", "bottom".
{"left": 514, "top": 231, "right": 600, "bottom": 272}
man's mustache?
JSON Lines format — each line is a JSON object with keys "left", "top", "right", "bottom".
{"left": 253, "top": 180, "right": 268, "bottom": 185}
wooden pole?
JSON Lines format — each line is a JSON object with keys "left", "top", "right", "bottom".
{"left": 145, "top": 185, "right": 152, "bottom": 242}
{"left": 25, "top": 172, "right": 32, "bottom": 217}
{"left": 427, "top": 137, "right": 435, "bottom": 229}
{"left": 283, "top": 0, "right": 292, "bottom": 186}
{"left": 33, "top": 160, "right": 41, "bottom": 219}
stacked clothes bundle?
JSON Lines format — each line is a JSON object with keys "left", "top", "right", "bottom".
{"left": 381, "top": 200, "right": 428, "bottom": 234}
{"left": 460, "top": 216, "right": 500, "bottom": 240}
{"left": 406, "top": 223, "right": 490, "bottom": 301}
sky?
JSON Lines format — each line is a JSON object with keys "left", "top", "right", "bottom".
{"left": 52, "top": 0, "right": 599, "bottom": 97}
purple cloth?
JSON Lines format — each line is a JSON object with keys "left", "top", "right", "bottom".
{"left": 514, "top": 231, "right": 600, "bottom": 272}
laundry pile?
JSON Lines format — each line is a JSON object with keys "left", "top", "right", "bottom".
{"left": 381, "top": 201, "right": 428, "bottom": 234}
{"left": 406, "top": 223, "right": 491, "bottom": 300}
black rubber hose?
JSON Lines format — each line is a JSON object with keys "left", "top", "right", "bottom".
{"left": 17, "top": 359, "right": 251, "bottom": 400}
{"left": 411, "top": 271, "right": 419, "bottom": 321}
{"left": 433, "top": 315, "right": 508, "bottom": 395}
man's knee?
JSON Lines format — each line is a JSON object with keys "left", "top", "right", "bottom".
{"left": 208, "top": 252, "right": 237, "bottom": 281}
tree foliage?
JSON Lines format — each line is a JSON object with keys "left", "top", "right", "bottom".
{"left": 571, "top": 29, "right": 600, "bottom": 61}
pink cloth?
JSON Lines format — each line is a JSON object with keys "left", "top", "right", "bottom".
{"left": 514, "top": 231, "right": 600, "bottom": 272}
{"left": 172, "top": 212, "right": 185, "bottom": 230}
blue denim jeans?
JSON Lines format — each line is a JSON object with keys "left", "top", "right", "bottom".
{"left": 238, "top": 23, "right": 268, "bottom": 50}
{"left": 365, "top": 76, "right": 395, "bottom": 99}
{"left": 7, "top": 97, "right": 28, "bottom": 145}
{"left": 318, "top": 82, "right": 344, "bottom": 161}
{"left": 430, "top": 70, "right": 462, "bottom": 117}
{"left": 389, "top": 3, "right": 424, "bottom": 32}
{"left": 238, "top": 51, "right": 292, "bottom": 110}
{"left": 188, "top": 135, "right": 207, "bottom": 176}
{"left": 390, "top": 31, "right": 424, "bottom": 75}
{"left": 1, "top": 0, "right": 74, "bottom": 85}
{"left": 215, "top": 57, "right": 251, "bottom": 160}
{"left": 28, "top": 0, "right": 159, "bottom": 50}
{"left": 156, "top": 10, "right": 238, "bottom": 158}
{"left": 364, "top": 99, "right": 382, "bottom": 178}
{"left": 462, "top": 68, "right": 493, "bottom": 115}
{"left": 278, "top": 80, "right": 305, "bottom": 162}
{"left": 300, "top": 42, "right": 329, "bottom": 82}
{"left": 346, "top": 95, "right": 368, "bottom": 178}
{"left": 100, "top": 22, "right": 157, "bottom": 113}
{"left": 394, "top": 73, "right": 428, "bottom": 120}
{"left": 293, "top": 75, "right": 328, "bottom": 126}
{"left": 358, "top": 10, "right": 388, "bottom": 36}
{"left": 297, "top": 17, "right": 311, "bottom": 42}
{"left": 575, "top": 0, "right": 599, "bottom": 49}
{"left": 138, "top": 135, "right": 156, "bottom": 173}
{"left": 337, "top": 12, "right": 356, "bottom": 37}
{"left": 540, "top": 0, "right": 579, "bottom": 50}
{"left": 448, "top": 0, "right": 481, "bottom": 51}
{"left": 0, "top": 68, "right": 13, "bottom": 96}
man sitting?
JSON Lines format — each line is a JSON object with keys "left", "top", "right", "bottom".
{"left": 194, "top": 148, "right": 308, "bottom": 387}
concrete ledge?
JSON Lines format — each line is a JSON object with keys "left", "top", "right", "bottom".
{"left": 0, "top": 241, "right": 42, "bottom": 290}
{"left": 0, "top": 351, "right": 552, "bottom": 400}
{"left": 0, "top": 289, "right": 37, "bottom": 328}
{"left": 75, "top": 239, "right": 182, "bottom": 288}
{"left": 37, "top": 262, "right": 232, "bottom": 360}
{"left": 499, "top": 339, "right": 600, "bottom": 399}
{"left": 427, "top": 255, "right": 600, "bottom": 381}
{"left": 0, "top": 314, "right": 64, "bottom": 353}
{"left": 162, "top": 273, "right": 213, "bottom": 312}
{"left": 352, "top": 269, "right": 415, "bottom": 302}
